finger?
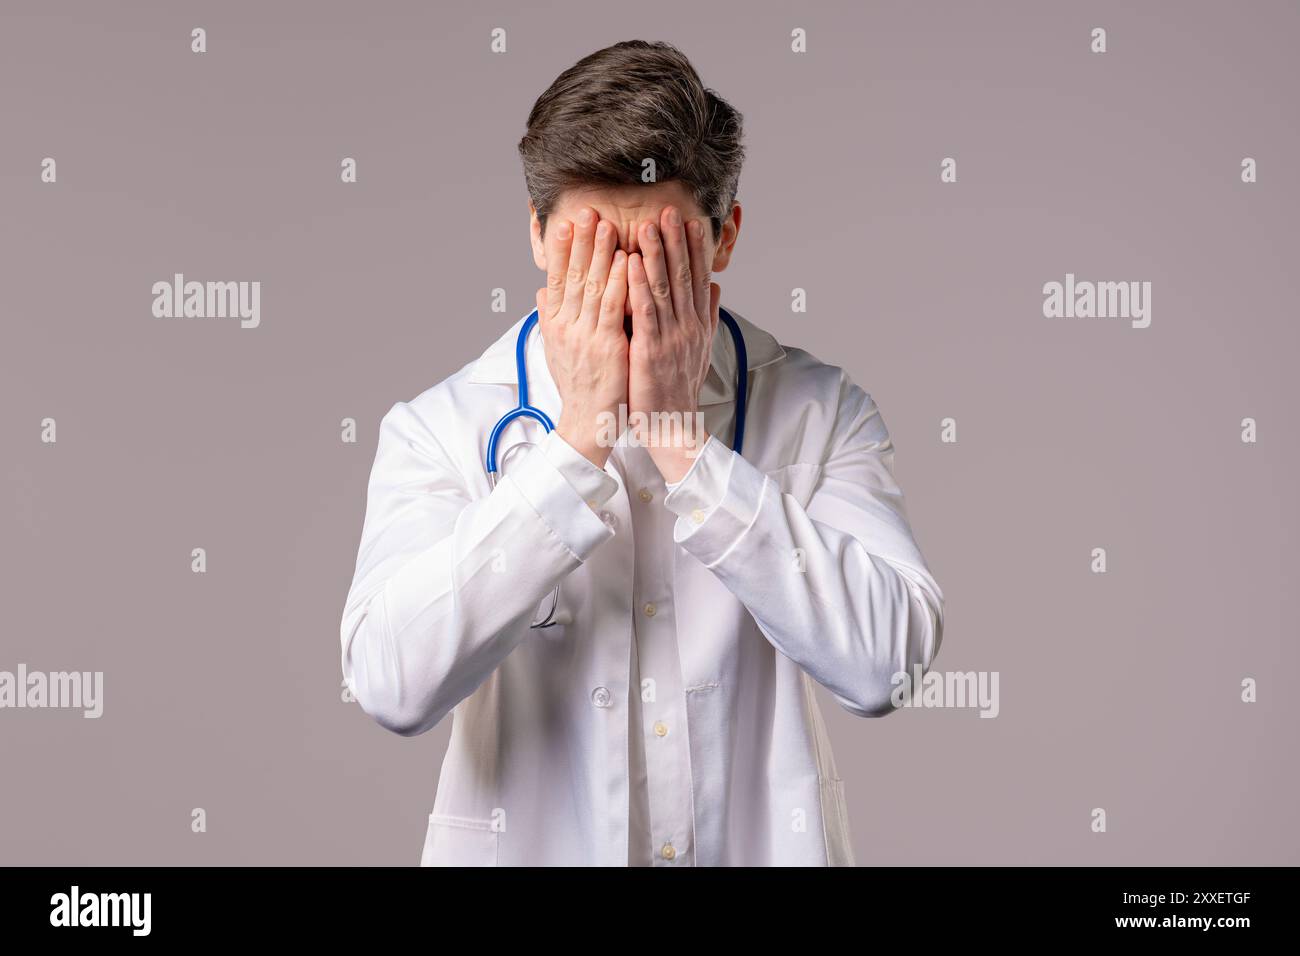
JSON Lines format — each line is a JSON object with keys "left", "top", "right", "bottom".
{"left": 598, "top": 249, "right": 628, "bottom": 333}
{"left": 627, "top": 252, "right": 659, "bottom": 341}
{"left": 580, "top": 218, "right": 618, "bottom": 328}
{"left": 544, "top": 219, "right": 573, "bottom": 327}
{"left": 659, "top": 205, "right": 697, "bottom": 329}
{"left": 561, "top": 206, "right": 599, "bottom": 321}
{"left": 637, "top": 219, "right": 674, "bottom": 328}
{"left": 686, "top": 218, "right": 712, "bottom": 326}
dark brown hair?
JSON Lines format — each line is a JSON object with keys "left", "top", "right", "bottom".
{"left": 518, "top": 40, "right": 745, "bottom": 242}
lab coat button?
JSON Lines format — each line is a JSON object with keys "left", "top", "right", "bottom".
{"left": 643, "top": 602, "right": 657, "bottom": 617}
{"left": 661, "top": 843, "right": 676, "bottom": 860}
{"left": 654, "top": 721, "right": 668, "bottom": 737}
{"left": 690, "top": 508, "right": 706, "bottom": 525}
{"left": 591, "top": 686, "right": 612, "bottom": 708}
{"left": 638, "top": 488, "right": 653, "bottom": 503}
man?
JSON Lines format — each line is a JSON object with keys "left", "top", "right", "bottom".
{"left": 340, "top": 40, "right": 944, "bottom": 866}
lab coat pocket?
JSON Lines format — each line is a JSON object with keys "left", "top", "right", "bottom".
{"left": 419, "top": 812, "right": 500, "bottom": 867}
{"left": 765, "top": 462, "right": 823, "bottom": 509}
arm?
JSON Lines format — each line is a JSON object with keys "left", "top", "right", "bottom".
{"left": 342, "top": 205, "right": 629, "bottom": 736}
{"left": 624, "top": 203, "right": 943, "bottom": 717}
{"left": 339, "top": 405, "right": 617, "bottom": 736}
{"left": 663, "top": 380, "right": 945, "bottom": 717}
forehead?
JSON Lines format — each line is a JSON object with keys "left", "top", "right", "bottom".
{"left": 553, "top": 180, "right": 705, "bottom": 224}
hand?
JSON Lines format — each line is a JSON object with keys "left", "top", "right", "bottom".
{"left": 627, "top": 205, "right": 721, "bottom": 483}
{"left": 538, "top": 206, "right": 629, "bottom": 468}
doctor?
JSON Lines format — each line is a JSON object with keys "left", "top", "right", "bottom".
{"left": 340, "top": 40, "right": 944, "bottom": 866}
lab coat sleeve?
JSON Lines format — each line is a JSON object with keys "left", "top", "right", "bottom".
{"left": 340, "top": 401, "right": 618, "bottom": 737}
{"left": 662, "top": 379, "right": 944, "bottom": 717}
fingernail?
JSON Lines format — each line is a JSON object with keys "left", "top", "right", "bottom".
{"left": 556, "top": 222, "right": 571, "bottom": 239}
{"left": 667, "top": 208, "right": 681, "bottom": 227}
{"left": 646, "top": 223, "right": 658, "bottom": 240}
{"left": 579, "top": 208, "right": 595, "bottom": 225}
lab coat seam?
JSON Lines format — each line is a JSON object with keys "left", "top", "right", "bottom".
{"left": 680, "top": 680, "right": 717, "bottom": 866}
{"left": 375, "top": 584, "right": 407, "bottom": 720}
{"left": 620, "top": 634, "right": 633, "bottom": 867}
{"left": 800, "top": 677, "right": 840, "bottom": 864}
{"left": 818, "top": 776, "right": 854, "bottom": 866}
{"left": 389, "top": 399, "right": 460, "bottom": 481}
{"left": 338, "top": 596, "right": 369, "bottom": 694}
{"left": 814, "top": 775, "right": 838, "bottom": 848}
{"left": 800, "top": 672, "right": 832, "bottom": 784}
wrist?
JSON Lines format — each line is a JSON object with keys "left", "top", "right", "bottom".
{"left": 649, "top": 428, "right": 710, "bottom": 483}
{"left": 556, "top": 413, "right": 614, "bottom": 468}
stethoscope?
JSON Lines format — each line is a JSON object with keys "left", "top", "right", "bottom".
{"left": 487, "top": 306, "right": 749, "bottom": 628}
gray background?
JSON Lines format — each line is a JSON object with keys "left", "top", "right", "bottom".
{"left": 2, "top": 0, "right": 1297, "bottom": 865}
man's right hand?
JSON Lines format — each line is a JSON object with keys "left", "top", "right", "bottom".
{"left": 537, "top": 205, "right": 629, "bottom": 468}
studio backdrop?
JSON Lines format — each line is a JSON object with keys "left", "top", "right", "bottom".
{"left": 2, "top": 0, "right": 1297, "bottom": 865}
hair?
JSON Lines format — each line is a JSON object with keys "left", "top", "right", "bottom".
{"left": 518, "top": 40, "right": 745, "bottom": 242}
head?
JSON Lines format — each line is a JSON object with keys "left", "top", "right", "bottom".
{"left": 519, "top": 41, "right": 745, "bottom": 313}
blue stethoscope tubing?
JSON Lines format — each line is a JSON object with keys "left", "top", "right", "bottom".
{"left": 485, "top": 306, "right": 748, "bottom": 482}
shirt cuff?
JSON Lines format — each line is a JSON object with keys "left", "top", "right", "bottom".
{"left": 663, "top": 434, "right": 738, "bottom": 537}
{"left": 665, "top": 438, "right": 770, "bottom": 566}
{"left": 539, "top": 430, "right": 619, "bottom": 510}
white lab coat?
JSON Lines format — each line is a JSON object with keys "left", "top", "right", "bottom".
{"left": 340, "top": 307, "right": 944, "bottom": 866}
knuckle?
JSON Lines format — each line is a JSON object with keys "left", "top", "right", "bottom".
{"left": 650, "top": 280, "right": 672, "bottom": 299}
{"left": 546, "top": 272, "right": 565, "bottom": 292}
{"left": 566, "top": 266, "right": 585, "bottom": 286}
{"left": 584, "top": 276, "right": 603, "bottom": 298}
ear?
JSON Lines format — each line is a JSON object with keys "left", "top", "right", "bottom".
{"left": 710, "top": 202, "right": 742, "bottom": 273}
{"left": 528, "top": 201, "right": 546, "bottom": 271}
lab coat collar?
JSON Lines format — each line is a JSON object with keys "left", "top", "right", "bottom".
{"left": 467, "top": 306, "right": 786, "bottom": 407}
